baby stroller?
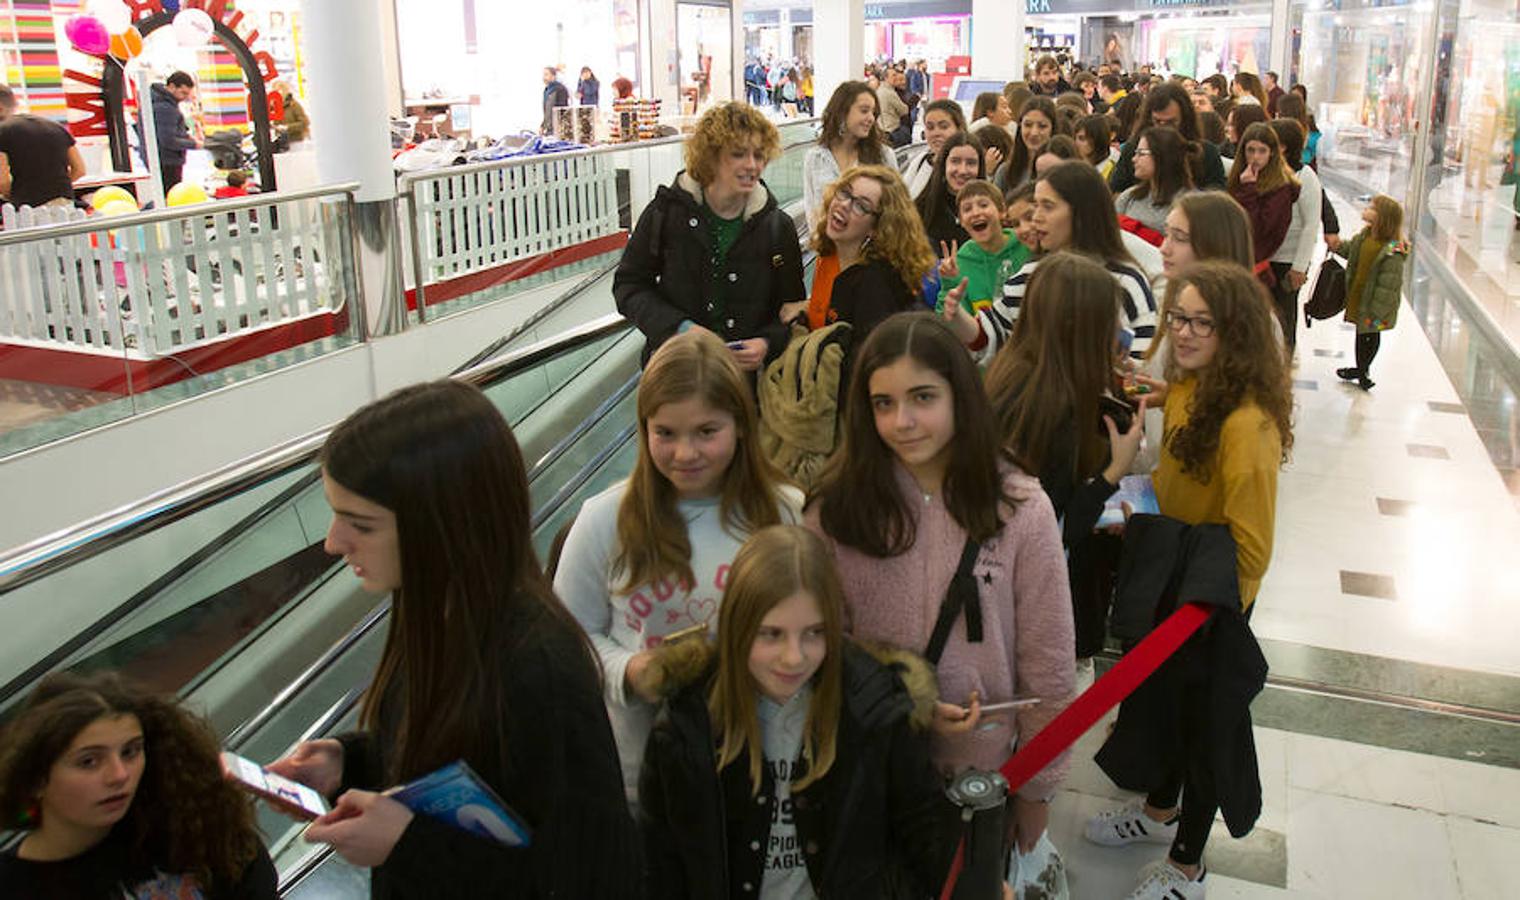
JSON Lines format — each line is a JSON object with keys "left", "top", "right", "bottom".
{"left": 204, "top": 130, "right": 255, "bottom": 170}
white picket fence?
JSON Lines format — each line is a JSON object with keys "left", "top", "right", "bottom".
{"left": 0, "top": 188, "right": 358, "bottom": 357}
{"left": 401, "top": 151, "right": 620, "bottom": 305}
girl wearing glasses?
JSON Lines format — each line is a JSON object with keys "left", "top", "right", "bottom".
{"left": 1085, "top": 261, "right": 1291, "bottom": 900}
{"left": 792, "top": 165, "right": 935, "bottom": 343}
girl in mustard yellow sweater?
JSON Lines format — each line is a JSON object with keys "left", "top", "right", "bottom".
{"left": 1088, "top": 260, "right": 1293, "bottom": 900}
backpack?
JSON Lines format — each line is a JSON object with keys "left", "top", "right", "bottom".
{"left": 758, "top": 322, "right": 852, "bottom": 492}
{"left": 1303, "top": 253, "right": 1346, "bottom": 326}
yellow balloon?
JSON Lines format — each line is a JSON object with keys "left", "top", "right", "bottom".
{"left": 89, "top": 185, "right": 136, "bottom": 210}
{"left": 166, "top": 182, "right": 210, "bottom": 207}
{"left": 97, "top": 199, "right": 140, "bottom": 217}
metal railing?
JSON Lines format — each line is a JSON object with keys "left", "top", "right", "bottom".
{"left": 0, "top": 184, "right": 365, "bottom": 358}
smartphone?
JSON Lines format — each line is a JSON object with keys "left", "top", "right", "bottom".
{"left": 221, "top": 751, "right": 329, "bottom": 820}
{"left": 726, "top": 340, "right": 747, "bottom": 350}
{"left": 976, "top": 697, "right": 1042, "bottom": 715}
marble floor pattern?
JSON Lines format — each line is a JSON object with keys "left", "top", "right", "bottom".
{"left": 1047, "top": 190, "right": 1520, "bottom": 896}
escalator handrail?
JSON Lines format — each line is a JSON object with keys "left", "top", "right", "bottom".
{"left": 0, "top": 314, "right": 634, "bottom": 593}
{"left": 451, "top": 258, "right": 623, "bottom": 374}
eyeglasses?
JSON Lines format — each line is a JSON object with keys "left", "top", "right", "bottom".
{"left": 834, "top": 186, "right": 880, "bottom": 218}
{"left": 1165, "top": 310, "right": 1215, "bottom": 337}
{"left": 1134, "top": 149, "right": 1153, "bottom": 158}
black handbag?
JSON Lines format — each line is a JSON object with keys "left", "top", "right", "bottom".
{"left": 1303, "top": 253, "right": 1347, "bottom": 326}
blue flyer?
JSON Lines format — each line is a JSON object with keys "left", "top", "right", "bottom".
{"left": 387, "top": 761, "right": 532, "bottom": 847}
{"left": 1097, "top": 475, "right": 1160, "bottom": 529}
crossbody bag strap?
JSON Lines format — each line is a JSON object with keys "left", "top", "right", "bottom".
{"left": 924, "top": 537, "right": 985, "bottom": 665}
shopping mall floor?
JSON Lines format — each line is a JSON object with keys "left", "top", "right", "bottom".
{"left": 1052, "top": 188, "right": 1520, "bottom": 898}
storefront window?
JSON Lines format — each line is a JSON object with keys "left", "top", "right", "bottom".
{"left": 678, "top": 3, "right": 734, "bottom": 113}
{"left": 1294, "top": 0, "right": 1433, "bottom": 207}
{"left": 1138, "top": 10, "right": 1271, "bottom": 78}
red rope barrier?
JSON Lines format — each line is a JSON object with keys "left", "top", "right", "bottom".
{"left": 937, "top": 602, "right": 1214, "bottom": 898}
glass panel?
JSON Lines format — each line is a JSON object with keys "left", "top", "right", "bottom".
{"left": 1297, "top": 0, "right": 1433, "bottom": 207}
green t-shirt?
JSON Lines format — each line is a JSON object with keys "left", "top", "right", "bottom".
{"left": 703, "top": 205, "right": 745, "bottom": 319}
{"left": 956, "top": 229, "right": 1030, "bottom": 313}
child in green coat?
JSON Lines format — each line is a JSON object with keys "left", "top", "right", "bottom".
{"left": 936, "top": 179, "right": 1031, "bottom": 314}
{"left": 1336, "top": 194, "right": 1407, "bottom": 390}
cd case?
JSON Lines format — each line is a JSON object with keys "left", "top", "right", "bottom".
{"left": 387, "top": 760, "right": 532, "bottom": 847}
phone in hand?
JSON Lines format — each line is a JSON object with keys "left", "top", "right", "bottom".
{"left": 222, "top": 751, "right": 329, "bottom": 820}
{"left": 726, "top": 340, "right": 747, "bottom": 350}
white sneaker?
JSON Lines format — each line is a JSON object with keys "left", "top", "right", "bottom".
{"left": 1075, "top": 657, "right": 1096, "bottom": 694}
{"left": 1083, "top": 801, "right": 1179, "bottom": 846}
{"left": 1124, "top": 859, "right": 1206, "bottom": 900}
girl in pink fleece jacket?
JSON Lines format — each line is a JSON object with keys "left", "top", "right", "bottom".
{"left": 805, "top": 312, "right": 1076, "bottom": 872}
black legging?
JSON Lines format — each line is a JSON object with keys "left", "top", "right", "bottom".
{"left": 1355, "top": 332, "right": 1382, "bottom": 376}
{"left": 1269, "top": 262, "right": 1299, "bottom": 353}
{"left": 1143, "top": 683, "right": 1217, "bottom": 867}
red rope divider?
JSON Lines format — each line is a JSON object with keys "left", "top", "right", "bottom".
{"left": 938, "top": 602, "right": 1214, "bottom": 900}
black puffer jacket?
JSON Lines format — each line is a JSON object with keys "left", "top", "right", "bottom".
{"left": 614, "top": 171, "right": 805, "bottom": 366}
{"left": 639, "top": 641, "right": 956, "bottom": 899}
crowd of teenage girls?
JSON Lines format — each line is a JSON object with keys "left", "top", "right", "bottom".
{"left": 0, "top": 59, "right": 1413, "bottom": 900}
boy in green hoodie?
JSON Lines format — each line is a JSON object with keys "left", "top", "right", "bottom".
{"left": 937, "top": 179, "right": 1031, "bottom": 314}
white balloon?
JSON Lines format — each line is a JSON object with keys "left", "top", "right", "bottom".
{"left": 90, "top": 1, "right": 132, "bottom": 34}
{"left": 172, "top": 8, "right": 214, "bottom": 48}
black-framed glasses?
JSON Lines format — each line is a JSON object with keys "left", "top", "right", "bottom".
{"left": 834, "top": 186, "right": 880, "bottom": 218}
{"left": 1165, "top": 310, "right": 1216, "bottom": 337}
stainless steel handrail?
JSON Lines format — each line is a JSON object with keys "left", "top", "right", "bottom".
{"left": 0, "top": 314, "right": 632, "bottom": 590}
{"left": 0, "top": 182, "right": 363, "bottom": 246}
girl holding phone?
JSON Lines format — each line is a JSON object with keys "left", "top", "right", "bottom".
{"left": 805, "top": 313, "right": 1075, "bottom": 880}
{"left": 638, "top": 525, "right": 955, "bottom": 898}
{"left": 270, "top": 381, "right": 638, "bottom": 898}
{"left": 556, "top": 331, "right": 803, "bottom": 807}
{"left": 0, "top": 671, "right": 276, "bottom": 899}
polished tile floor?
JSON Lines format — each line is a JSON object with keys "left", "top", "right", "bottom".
{"left": 1052, "top": 186, "right": 1520, "bottom": 898}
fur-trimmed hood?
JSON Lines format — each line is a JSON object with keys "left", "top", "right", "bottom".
{"left": 644, "top": 635, "right": 939, "bottom": 733}
{"left": 672, "top": 170, "right": 775, "bottom": 222}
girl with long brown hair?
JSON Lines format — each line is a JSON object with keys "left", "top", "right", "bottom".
{"left": 271, "top": 380, "right": 638, "bottom": 897}
{"left": 1084, "top": 261, "right": 1292, "bottom": 898}
{"left": 0, "top": 671, "right": 275, "bottom": 898}
{"left": 639, "top": 525, "right": 954, "bottom": 897}
{"left": 984, "top": 253, "right": 1145, "bottom": 659}
{"left": 803, "top": 81, "right": 891, "bottom": 229}
{"left": 1227, "top": 122, "right": 1299, "bottom": 292}
{"left": 556, "top": 331, "right": 802, "bottom": 809}
{"left": 916, "top": 130, "right": 985, "bottom": 249}
{"left": 1114, "top": 126, "right": 1200, "bottom": 240}
{"left": 805, "top": 313, "right": 1075, "bottom": 884}
{"left": 1005, "top": 96, "right": 1067, "bottom": 189}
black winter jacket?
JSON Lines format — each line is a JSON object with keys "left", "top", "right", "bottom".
{"left": 336, "top": 603, "right": 641, "bottom": 899}
{"left": 831, "top": 257, "right": 918, "bottom": 345}
{"left": 614, "top": 172, "right": 805, "bottom": 366}
{"left": 1096, "top": 514, "right": 1268, "bottom": 838}
{"left": 639, "top": 641, "right": 956, "bottom": 900}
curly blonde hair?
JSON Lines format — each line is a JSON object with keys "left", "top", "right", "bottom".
{"left": 811, "top": 164, "right": 934, "bottom": 297}
{"left": 683, "top": 102, "right": 782, "bottom": 185}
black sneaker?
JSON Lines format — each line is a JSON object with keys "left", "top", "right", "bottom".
{"left": 1336, "top": 367, "right": 1362, "bottom": 382}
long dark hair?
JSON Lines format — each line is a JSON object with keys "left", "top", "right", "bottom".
{"left": 1008, "top": 96, "right": 1064, "bottom": 185}
{"left": 1074, "top": 114, "right": 1112, "bottom": 165}
{"left": 985, "top": 253, "right": 1122, "bottom": 479}
{"left": 818, "top": 81, "right": 887, "bottom": 166}
{"left": 916, "top": 130, "right": 984, "bottom": 231}
{"left": 809, "top": 313, "right": 1012, "bottom": 557}
{"left": 0, "top": 672, "right": 262, "bottom": 890}
{"left": 1041, "top": 161, "right": 1136, "bottom": 266}
{"left": 322, "top": 380, "right": 590, "bottom": 782}
{"left": 1131, "top": 125, "right": 1199, "bottom": 204}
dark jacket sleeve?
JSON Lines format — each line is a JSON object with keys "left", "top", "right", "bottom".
{"left": 613, "top": 197, "right": 689, "bottom": 348}
{"left": 220, "top": 846, "right": 278, "bottom": 900}
{"left": 1037, "top": 425, "right": 1120, "bottom": 547}
{"left": 1231, "top": 183, "right": 1297, "bottom": 262}
{"left": 334, "top": 731, "right": 384, "bottom": 796}
{"left": 1108, "top": 140, "right": 1137, "bottom": 194}
{"left": 884, "top": 720, "right": 958, "bottom": 895}
{"left": 1198, "top": 142, "right": 1227, "bottom": 190}
{"left": 380, "top": 623, "right": 640, "bottom": 899}
{"left": 636, "top": 722, "right": 690, "bottom": 898}
{"left": 763, "top": 209, "right": 806, "bottom": 362}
